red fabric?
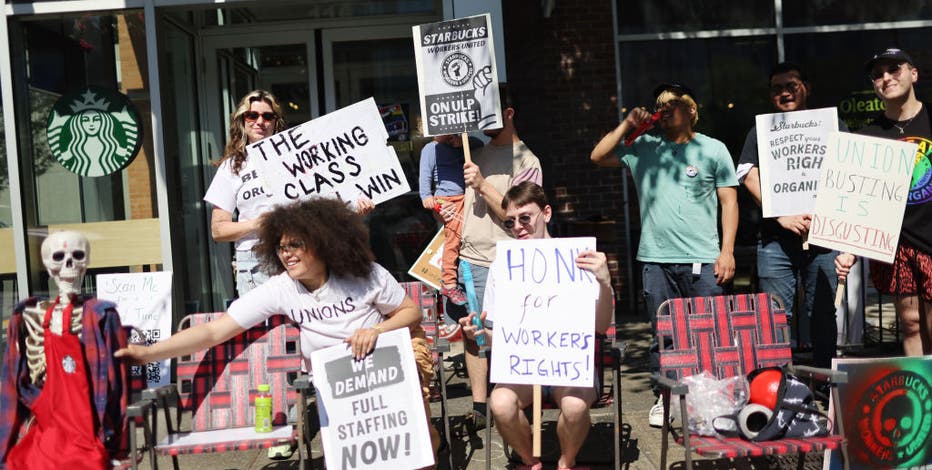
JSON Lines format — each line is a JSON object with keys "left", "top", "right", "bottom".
{"left": 6, "top": 298, "right": 108, "bottom": 470}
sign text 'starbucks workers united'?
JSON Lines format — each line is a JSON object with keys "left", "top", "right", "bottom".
{"left": 46, "top": 87, "right": 143, "bottom": 177}
{"left": 413, "top": 14, "right": 502, "bottom": 136}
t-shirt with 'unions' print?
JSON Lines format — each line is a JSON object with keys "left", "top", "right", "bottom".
{"left": 227, "top": 262, "right": 404, "bottom": 369}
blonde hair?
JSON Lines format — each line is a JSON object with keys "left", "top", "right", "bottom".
{"left": 216, "top": 90, "right": 288, "bottom": 175}
{"left": 655, "top": 89, "right": 699, "bottom": 126}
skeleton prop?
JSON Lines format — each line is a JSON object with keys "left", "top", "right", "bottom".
{"left": 22, "top": 230, "right": 90, "bottom": 385}
{"left": 0, "top": 229, "right": 135, "bottom": 468}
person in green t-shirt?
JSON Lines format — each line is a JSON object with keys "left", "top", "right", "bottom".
{"left": 590, "top": 82, "right": 738, "bottom": 427}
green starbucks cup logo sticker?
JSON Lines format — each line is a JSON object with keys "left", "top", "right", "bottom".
{"left": 46, "top": 87, "right": 143, "bottom": 177}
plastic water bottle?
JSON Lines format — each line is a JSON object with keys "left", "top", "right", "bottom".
{"left": 255, "top": 384, "right": 272, "bottom": 433}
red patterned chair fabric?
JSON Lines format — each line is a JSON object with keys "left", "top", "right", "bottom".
{"left": 655, "top": 293, "right": 847, "bottom": 469}
{"left": 146, "top": 313, "right": 306, "bottom": 468}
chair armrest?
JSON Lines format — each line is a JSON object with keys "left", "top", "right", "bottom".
{"left": 140, "top": 384, "right": 176, "bottom": 401}
{"left": 126, "top": 398, "right": 154, "bottom": 418}
{"left": 790, "top": 365, "right": 848, "bottom": 384}
{"left": 293, "top": 374, "right": 313, "bottom": 390}
{"left": 652, "top": 373, "right": 689, "bottom": 395}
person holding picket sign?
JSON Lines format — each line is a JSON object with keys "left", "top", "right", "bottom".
{"left": 204, "top": 90, "right": 375, "bottom": 298}
{"left": 458, "top": 182, "right": 614, "bottom": 470}
{"left": 837, "top": 48, "right": 932, "bottom": 356}
{"left": 115, "top": 198, "right": 440, "bottom": 465}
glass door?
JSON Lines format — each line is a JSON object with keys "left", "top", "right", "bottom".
{"left": 321, "top": 25, "right": 437, "bottom": 280}
{"left": 201, "top": 30, "right": 318, "bottom": 306}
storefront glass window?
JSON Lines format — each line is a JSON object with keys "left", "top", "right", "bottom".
{"left": 18, "top": 11, "right": 162, "bottom": 295}
{"left": 617, "top": 1, "right": 773, "bottom": 34}
{"left": 783, "top": 0, "right": 932, "bottom": 27}
{"left": 1, "top": 89, "right": 20, "bottom": 325}
{"left": 330, "top": 36, "right": 435, "bottom": 280}
{"left": 205, "top": 0, "right": 435, "bottom": 25}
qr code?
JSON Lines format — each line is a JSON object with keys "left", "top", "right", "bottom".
{"left": 130, "top": 329, "right": 161, "bottom": 383}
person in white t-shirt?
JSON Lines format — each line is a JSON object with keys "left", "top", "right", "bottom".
{"left": 115, "top": 198, "right": 438, "bottom": 462}
{"left": 458, "top": 182, "right": 614, "bottom": 470}
{"left": 204, "top": 90, "right": 375, "bottom": 297}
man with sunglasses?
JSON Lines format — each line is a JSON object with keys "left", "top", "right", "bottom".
{"left": 439, "top": 85, "right": 542, "bottom": 432}
{"left": 590, "top": 82, "right": 738, "bottom": 427}
{"left": 836, "top": 48, "right": 932, "bottom": 356}
{"left": 736, "top": 63, "right": 844, "bottom": 369}
{"left": 458, "top": 181, "right": 614, "bottom": 470}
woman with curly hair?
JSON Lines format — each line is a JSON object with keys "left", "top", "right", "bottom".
{"left": 116, "top": 198, "right": 439, "bottom": 463}
{"left": 204, "top": 90, "right": 374, "bottom": 296}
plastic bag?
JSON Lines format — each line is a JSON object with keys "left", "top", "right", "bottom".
{"left": 681, "top": 371, "right": 749, "bottom": 437}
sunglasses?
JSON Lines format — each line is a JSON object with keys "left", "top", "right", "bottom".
{"left": 244, "top": 111, "right": 278, "bottom": 122}
{"left": 769, "top": 81, "right": 802, "bottom": 96}
{"left": 502, "top": 214, "right": 533, "bottom": 230}
{"left": 869, "top": 62, "right": 907, "bottom": 81}
{"left": 276, "top": 240, "right": 305, "bottom": 254}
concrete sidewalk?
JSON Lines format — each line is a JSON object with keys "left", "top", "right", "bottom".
{"left": 129, "top": 317, "right": 846, "bottom": 469}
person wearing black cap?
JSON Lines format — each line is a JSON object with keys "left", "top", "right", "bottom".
{"left": 836, "top": 48, "right": 932, "bottom": 356}
{"left": 736, "top": 63, "right": 842, "bottom": 369}
{"left": 590, "top": 82, "right": 739, "bottom": 426}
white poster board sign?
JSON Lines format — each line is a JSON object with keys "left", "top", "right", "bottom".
{"left": 756, "top": 107, "right": 838, "bottom": 217}
{"left": 412, "top": 13, "right": 502, "bottom": 136}
{"left": 96, "top": 271, "right": 172, "bottom": 387}
{"left": 809, "top": 132, "right": 918, "bottom": 263}
{"left": 311, "top": 329, "right": 433, "bottom": 470}
{"left": 489, "top": 238, "right": 600, "bottom": 387}
{"left": 247, "top": 97, "right": 409, "bottom": 206}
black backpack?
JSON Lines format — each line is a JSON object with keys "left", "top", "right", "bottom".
{"left": 744, "top": 366, "right": 831, "bottom": 441}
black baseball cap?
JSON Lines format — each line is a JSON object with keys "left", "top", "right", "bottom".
{"left": 653, "top": 82, "right": 696, "bottom": 100}
{"left": 864, "top": 48, "right": 914, "bottom": 72}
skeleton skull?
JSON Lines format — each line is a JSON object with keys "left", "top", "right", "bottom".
{"left": 41, "top": 230, "right": 90, "bottom": 297}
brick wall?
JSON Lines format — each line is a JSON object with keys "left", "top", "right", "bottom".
{"left": 502, "top": 0, "right": 641, "bottom": 314}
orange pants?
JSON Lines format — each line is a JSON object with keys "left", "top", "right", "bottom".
{"left": 439, "top": 194, "right": 465, "bottom": 287}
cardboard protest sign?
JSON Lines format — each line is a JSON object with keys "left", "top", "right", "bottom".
{"left": 96, "top": 271, "right": 172, "bottom": 387}
{"left": 756, "top": 107, "right": 838, "bottom": 217}
{"left": 489, "top": 237, "right": 600, "bottom": 387}
{"left": 823, "top": 356, "right": 932, "bottom": 469}
{"left": 311, "top": 329, "right": 433, "bottom": 470}
{"left": 246, "top": 97, "right": 410, "bottom": 206}
{"left": 407, "top": 228, "right": 444, "bottom": 291}
{"left": 809, "top": 132, "right": 917, "bottom": 263}
{"left": 412, "top": 14, "right": 502, "bottom": 136}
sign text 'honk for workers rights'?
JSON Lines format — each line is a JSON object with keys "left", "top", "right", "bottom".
{"left": 311, "top": 329, "right": 433, "bottom": 470}
{"left": 809, "top": 131, "right": 917, "bottom": 263}
{"left": 489, "top": 237, "right": 600, "bottom": 388}
{"left": 246, "top": 98, "right": 409, "bottom": 206}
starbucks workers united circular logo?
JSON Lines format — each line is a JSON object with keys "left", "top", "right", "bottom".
{"left": 46, "top": 87, "right": 143, "bottom": 177}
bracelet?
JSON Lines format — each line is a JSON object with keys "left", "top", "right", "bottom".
{"left": 373, "top": 324, "right": 384, "bottom": 334}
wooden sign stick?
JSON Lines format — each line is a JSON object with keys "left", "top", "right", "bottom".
{"left": 834, "top": 278, "right": 846, "bottom": 308}
{"left": 533, "top": 384, "right": 542, "bottom": 457}
{"left": 462, "top": 132, "right": 472, "bottom": 164}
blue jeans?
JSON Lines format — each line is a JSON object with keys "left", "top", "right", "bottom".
{"left": 443, "top": 261, "right": 489, "bottom": 323}
{"left": 757, "top": 238, "right": 837, "bottom": 368}
{"left": 643, "top": 262, "right": 724, "bottom": 382}
{"left": 235, "top": 249, "right": 270, "bottom": 297}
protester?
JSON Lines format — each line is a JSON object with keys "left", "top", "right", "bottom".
{"left": 439, "top": 85, "right": 542, "bottom": 431}
{"left": 419, "top": 134, "right": 482, "bottom": 306}
{"left": 115, "top": 198, "right": 439, "bottom": 462}
{"left": 836, "top": 48, "right": 932, "bottom": 356}
{"left": 737, "top": 63, "right": 839, "bottom": 368}
{"left": 459, "top": 182, "right": 614, "bottom": 470}
{"left": 204, "top": 90, "right": 374, "bottom": 297}
{"left": 589, "top": 82, "right": 738, "bottom": 427}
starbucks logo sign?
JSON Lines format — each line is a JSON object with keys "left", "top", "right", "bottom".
{"left": 46, "top": 87, "right": 143, "bottom": 177}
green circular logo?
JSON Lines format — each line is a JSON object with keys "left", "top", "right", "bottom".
{"left": 46, "top": 87, "right": 143, "bottom": 177}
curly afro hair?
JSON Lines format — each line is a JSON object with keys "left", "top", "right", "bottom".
{"left": 255, "top": 198, "right": 375, "bottom": 279}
